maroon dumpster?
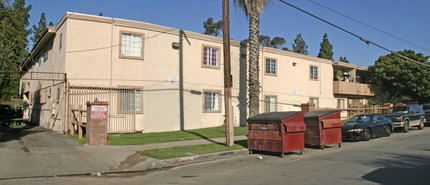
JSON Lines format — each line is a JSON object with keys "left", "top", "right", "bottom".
{"left": 304, "top": 110, "right": 342, "bottom": 150}
{"left": 247, "top": 111, "right": 306, "bottom": 158}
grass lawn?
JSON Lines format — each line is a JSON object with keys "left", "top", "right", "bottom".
{"left": 108, "top": 126, "right": 247, "bottom": 146}
{"left": 139, "top": 140, "right": 248, "bottom": 159}
{"left": 67, "top": 135, "right": 86, "bottom": 145}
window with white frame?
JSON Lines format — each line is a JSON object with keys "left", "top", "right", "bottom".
{"left": 119, "top": 88, "right": 143, "bottom": 113}
{"left": 310, "top": 98, "right": 319, "bottom": 108}
{"left": 204, "top": 91, "right": 220, "bottom": 112}
{"left": 310, "top": 66, "right": 318, "bottom": 80}
{"left": 265, "top": 96, "right": 277, "bottom": 112}
{"left": 337, "top": 99, "right": 345, "bottom": 109}
{"left": 265, "top": 58, "right": 277, "bottom": 75}
{"left": 120, "top": 32, "right": 143, "bottom": 58}
{"left": 202, "top": 46, "right": 219, "bottom": 67}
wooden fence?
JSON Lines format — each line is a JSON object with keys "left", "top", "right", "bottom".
{"left": 67, "top": 85, "right": 141, "bottom": 135}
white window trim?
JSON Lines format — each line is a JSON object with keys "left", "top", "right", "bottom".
{"left": 119, "top": 31, "right": 144, "bottom": 60}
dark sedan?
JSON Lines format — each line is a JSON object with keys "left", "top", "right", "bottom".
{"left": 342, "top": 114, "right": 393, "bottom": 141}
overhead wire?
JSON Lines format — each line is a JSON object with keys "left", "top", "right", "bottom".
{"left": 306, "top": 0, "right": 430, "bottom": 53}
{"left": 278, "top": 0, "right": 430, "bottom": 68}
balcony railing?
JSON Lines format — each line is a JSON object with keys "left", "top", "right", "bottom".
{"left": 333, "top": 81, "right": 374, "bottom": 96}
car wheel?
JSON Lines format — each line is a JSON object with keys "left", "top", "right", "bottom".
{"left": 364, "top": 128, "right": 371, "bottom": 141}
{"left": 320, "top": 145, "right": 325, "bottom": 150}
{"left": 418, "top": 119, "right": 424, "bottom": 130}
{"left": 384, "top": 126, "right": 391, "bottom": 137}
{"left": 403, "top": 120, "right": 409, "bottom": 133}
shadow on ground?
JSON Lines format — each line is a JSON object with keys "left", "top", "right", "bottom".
{"left": 0, "top": 124, "right": 40, "bottom": 143}
{"left": 362, "top": 152, "right": 430, "bottom": 184}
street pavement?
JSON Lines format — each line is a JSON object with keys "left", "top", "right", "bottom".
{"left": 2, "top": 125, "right": 430, "bottom": 184}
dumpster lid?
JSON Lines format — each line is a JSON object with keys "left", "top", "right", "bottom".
{"left": 247, "top": 111, "right": 301, "bottom": 122}
{"left": 304, "top": 110, "right": 340, "bottom": 118}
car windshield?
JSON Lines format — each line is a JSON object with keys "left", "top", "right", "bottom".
{"left": 349, "top": 115, "right": 373, "bottom": 123}
{"left": 387, "top": 107, "right": 409, "bottom": 114}
{"left": 423, "top": 105, "right": 430, "bottom": 110}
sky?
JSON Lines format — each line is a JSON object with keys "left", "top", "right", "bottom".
{"left": 26, "top": 0, "right": 430, "bottom": 67}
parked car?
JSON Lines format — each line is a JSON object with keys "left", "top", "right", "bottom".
{"left": 422, "top": 104, "right": 430, "bottom": 125}
{"left": 384, "top": 104, "right": 425, "bottom": 133}
{"left": 0, "top": 105, "right": 15, "bottom": 126}
{"left": 342, "top": 114, "right": 393, "bottom": 141}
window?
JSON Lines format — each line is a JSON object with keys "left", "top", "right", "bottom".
{"left": 337, "top": 99, "right": 345, "bottom": 109}
{"left": 203, "top": 90, "right": 221, "bottom": 112}
{"left": 202, "top": 46, "right": 219, "bottom": 68}
{"left": 265, "top": 58, "right": 277, "bottom": 75}
{"left": 43, "top": 50, "right": 48, "bottom": 62}
{"left": 310, "top": 66, "right": 318, "bottom": 80}
{"left": 119, "top": 88, "right": 143, "bottom": 113}
{"left": 59, "top": 33, "right": 62, "bottom": 50}
{"left": 57, "top": 87, "right": 61, "bottom": 103}
{"left": 265, "top": 95, "right": 277, "bottom": 112}
{"left": 120, "top": 31, "right": 144, "bottom": 59}
{"left": 37, "top": 56, "right": 42, "bottom": 66}
{"left": 310, "top": 98, "right": 319, "bottom": 108}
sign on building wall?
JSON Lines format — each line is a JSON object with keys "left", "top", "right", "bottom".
{"left": 91, "top": 105, "right": 108, "bottom": 119}
{"left": 169, "top": 76, "right": 178, "bottom": 84}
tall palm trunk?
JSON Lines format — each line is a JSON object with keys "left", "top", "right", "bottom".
{"left": 248, "top": 13, "right": 260, "bottom": 117}
{"left": 234, "top": 0, "right": 269, "bottom": 117}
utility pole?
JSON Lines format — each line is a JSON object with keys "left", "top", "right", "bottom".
{"left": 223, "top": 0, "right": 234, "bottom": 147}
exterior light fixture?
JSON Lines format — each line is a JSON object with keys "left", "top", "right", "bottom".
{"left": 172, "top": 42, "right": 180, "bottom": 50}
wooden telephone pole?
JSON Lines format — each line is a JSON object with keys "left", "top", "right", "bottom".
{"left": 223, "top": 0, "right": 234, "bottom": 147}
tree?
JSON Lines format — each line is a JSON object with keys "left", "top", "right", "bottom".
{"left": 31, "top": 12, "right": 48, "bottom": 44}
{"left": 339, "top": 56, "right": 349, "bottom": 63}
{"left": 317, "top": 33, "right": 334, "bottom": 60}
{"left": 270, "top": 36, "right": 285, "bottom": 49}
{"left": 235, "top": 0, "right": 270, "bottom": 117}
{"left": 258, "top": 35, "right": 270, "bottom": 47}
{"left": 203, "top": 17, "right": 223, "bottom": 36}
{"left": 368, "top": 50, "right": 430, "bottom": 104}
{"left": 0, "top": 0, "right": 31, "bottom": 101}
{"left": 292, "top": 33, "right": 308, "bottom": 55}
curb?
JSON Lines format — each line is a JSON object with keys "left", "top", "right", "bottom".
{"left": 126, "top": 149, "right": 249, "bottom": 172}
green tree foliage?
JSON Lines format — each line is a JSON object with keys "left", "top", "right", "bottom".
{"left": 258, "top": 35, "right": 270, "bottom": 47}
{"left": 270, "top": 36, "right": 285, "bottom": 49}
{"left": 369, "top": 50, "right": 430, "bottom": 104}
{"left": 317, "top": 33, "right": 334, "bottom": 60}
{"left": 235, "top": 0, "right": 269, "bottom": 117}
{"left": 0, "top": 0, "right": 31, "bottom": 101}
{"left": 292, "top": 33, "right": 308, "bottom": 55}
{"left": 31, "top": 12, "right": 47, "bottom": 44}
{"left": 203, "top": 17, "right": 223, "bottom": 37}
{"left": 339, "top": 56, "right": 349, "bottom": 63}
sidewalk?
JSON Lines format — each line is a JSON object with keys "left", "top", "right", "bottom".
{"left": 0, "top": 126, "right": 249, "bottom": 179}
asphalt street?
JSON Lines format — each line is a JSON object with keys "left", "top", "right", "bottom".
{"left": 2, "top": 126, "right": 430, "bottom": 185}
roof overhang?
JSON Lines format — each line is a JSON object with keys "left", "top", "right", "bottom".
{"left": 21, "top": 27, "right": 56, "bottom": 71}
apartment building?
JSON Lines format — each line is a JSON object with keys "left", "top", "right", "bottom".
{"left": 20, "top": 12, "right": 337, "bottom": 134}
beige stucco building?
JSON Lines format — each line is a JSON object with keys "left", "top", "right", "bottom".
{"left": 20, "top": 12, "right": 349, "bottom": 134}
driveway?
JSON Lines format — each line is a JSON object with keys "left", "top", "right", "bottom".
{"left": 0, "top": 126, "right": 137, "bottom": 179}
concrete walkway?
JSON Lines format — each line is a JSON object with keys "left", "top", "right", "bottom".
{"left": 0, "top": 126, "right": 248, "bottom": 179}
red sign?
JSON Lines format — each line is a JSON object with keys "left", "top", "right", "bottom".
{"left": 91, "top": 105, "right": 108, "bottom": 119}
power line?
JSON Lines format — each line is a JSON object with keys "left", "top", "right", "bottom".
{"left": 278, "top": 0, "right": 430, "bottom": 68}
{"left": 306, "top": 0, "right": 430, "bottom": 53}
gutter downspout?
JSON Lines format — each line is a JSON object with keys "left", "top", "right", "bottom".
{"left": 179, "top": 30, "right": 184, "bottom": 131}
{"left": 108, "top": 17, "right": 114, "bottom": 131}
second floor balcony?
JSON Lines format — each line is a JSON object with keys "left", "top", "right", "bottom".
{"left": 333, "top": 81, "right": 374, "bottom": 96}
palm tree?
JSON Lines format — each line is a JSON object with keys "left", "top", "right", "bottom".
{"left": 235, "top": 0, "right": 269, "bottom": 117}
